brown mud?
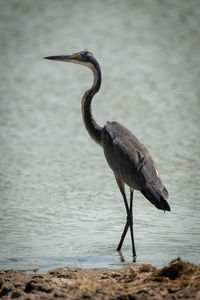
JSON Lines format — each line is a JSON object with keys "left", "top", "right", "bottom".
{"left": 0, "top": 258, "right": 199, "bottom": 299}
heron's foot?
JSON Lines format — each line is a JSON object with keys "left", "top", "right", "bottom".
{"left": 132, "top": 255, "right": 137, "bottom": 262}
{"left": 117, "top": 250, "right": 125, "bottom": 262}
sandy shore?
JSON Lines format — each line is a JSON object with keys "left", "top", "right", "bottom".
{"left": 0, "top": 258, "right": 199, "bottom": 299}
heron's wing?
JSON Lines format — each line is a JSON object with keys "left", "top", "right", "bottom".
{"left": 102, "top": 121, "right": 154, "bottom": 188}
{"left": 102, "top": 121, "right": 169, "bottom": 210}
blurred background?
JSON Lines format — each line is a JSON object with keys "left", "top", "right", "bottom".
{"left": 0, "top": 0, "right": 199, "bottom": 272}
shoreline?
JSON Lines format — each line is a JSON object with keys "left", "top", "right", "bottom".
{"left": 0, "top": 257, "right": 199, "bottom": 299}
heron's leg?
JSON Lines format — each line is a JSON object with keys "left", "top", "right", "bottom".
{"left": 117, "top": 190, "right": 136, "bottom": 258}
{"left": 117, "top": 218, "right": 129, "bottom": 251}
{"left": 117, "top": 193, "right": 130, "bottom": 252}
{"left": 115, "top": 175, "right": 132, "bottom": 251}
{"left": 129, "top": 190, "right": 136, "bottom": 257}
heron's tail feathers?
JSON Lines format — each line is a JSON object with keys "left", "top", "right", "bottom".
{"left": 141, "top": 183, "right": 170, "bottom": 211}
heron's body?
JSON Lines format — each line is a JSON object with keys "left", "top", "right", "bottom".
{"left": 44, "top": 51, "right": 170, "bottom": 258}
{"left": 102, "top": 121, "right": 169, "bottom": 210}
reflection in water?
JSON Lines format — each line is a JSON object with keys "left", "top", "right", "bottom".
{"left": 0, "top": 0, "right": 200, "bottom": 272}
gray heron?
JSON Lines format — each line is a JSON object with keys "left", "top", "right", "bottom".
{"left": 44, "top": 51, "right": 170, "bottom": 258}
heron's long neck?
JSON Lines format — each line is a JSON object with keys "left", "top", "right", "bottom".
{"left": 81, "top": 63, "right": 102, "bottom": 146}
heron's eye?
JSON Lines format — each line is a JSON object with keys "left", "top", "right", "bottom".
{"left": 71, "top": 54, "right": 82, "bottom": 60}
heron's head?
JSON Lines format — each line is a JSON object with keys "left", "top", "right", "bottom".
{"left": 44, "top": 50, "right": 98, "bottom": 70}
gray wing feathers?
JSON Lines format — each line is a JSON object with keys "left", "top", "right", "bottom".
{"left": 102, "top": 121, "right": 168, "bottom": 201}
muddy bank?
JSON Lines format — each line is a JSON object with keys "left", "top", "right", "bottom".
{"left": 0, "top": 258, "right": 199, "bottom": 299}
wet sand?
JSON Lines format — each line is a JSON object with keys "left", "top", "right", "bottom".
{"left": 0, "top": 258, "right": 199, "bottom": 299}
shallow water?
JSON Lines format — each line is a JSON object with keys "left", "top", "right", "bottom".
{"left": 0, "top": 0, "right": 200, "bottom": 273}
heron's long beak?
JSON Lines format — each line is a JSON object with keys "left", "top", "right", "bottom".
{"left": 44, "top": 55, "right": 72, "bottom": 62}
{"left": 44, "top": 53, "right": 88, "bottom": 67}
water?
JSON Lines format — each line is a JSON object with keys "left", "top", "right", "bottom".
{"left": 0, "top": 0, "right": 200, "bottom": 273}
